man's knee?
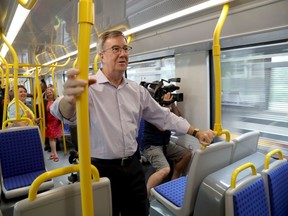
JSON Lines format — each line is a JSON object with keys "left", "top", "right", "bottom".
{"left": 157, "top": 166, "right": 170, "bottom": 178}
{"left": 185, "top": 150, "right": 192, "bottom": 160}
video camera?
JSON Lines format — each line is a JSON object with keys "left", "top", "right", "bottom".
{"left": 140, "top": 78, "right": 183, "bottom": 106}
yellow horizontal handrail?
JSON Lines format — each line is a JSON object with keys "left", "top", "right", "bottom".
{"left": 7, "top": 63, "right": 72, "bottom": 68}
{"left": 28, "top": 164, "right": 100, "bottom": 201}
{"left": 230, "top": 162, "right": 256, "bottom": 188}
{"left": 2, "top": 117, "right": 34, "bottom": 129}
{"left": 35, "top": 44, "right": 71, "bottom": 67}
{"left": 18, "top": 0, "right": 37, "bottom": 10}
{"left": 264, "top": 149, "right": 284, "bottom": 169}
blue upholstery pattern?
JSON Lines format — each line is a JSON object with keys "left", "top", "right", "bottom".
{"left": 154, "top": 176, "right": 186, "bottom": 207}
{"left": 3, "top": 170, "right": 46, "bottom": 190}
{"left": 0, "top": 128, "right": 46, "bottom": 191}
{"left": 233, "top": 178, "right": 269, "bottom": 216}
{"left": 64, "top": 123, "right": 70, "bottom": 136}
{"left": 268, "top": 162, "right": 288, "bottom": 216}
{"left": 136, "top": 118, "right": 145, "bottom": 149}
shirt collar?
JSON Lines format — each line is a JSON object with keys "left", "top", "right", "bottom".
{"left": 95, "top": 69, "right": 128, "bottom": 88}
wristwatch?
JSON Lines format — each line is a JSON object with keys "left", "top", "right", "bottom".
{"left": 192, "top": 128, "right": 199, "bottom": 137}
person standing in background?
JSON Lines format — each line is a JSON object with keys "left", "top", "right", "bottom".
{"left": 45, "top": 87, "right": 62, "bottom": 162}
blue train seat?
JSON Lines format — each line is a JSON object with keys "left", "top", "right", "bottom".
{"left": 261, "top": 149, "right": 288, "bottom": 216}
{"left": 63, "top": 123, "right": 71, "bottom": 136}
{"left": 225, "top": 163, "right": 269, "bottom": 216}
{"left": 0, "top": 126, "right": 54, "bottom": 199}
{"left": 194, "top": 151, "right": 275, "bottom": 216}
{"left": 150, "top": 141, "right": 234, "bottom": 216}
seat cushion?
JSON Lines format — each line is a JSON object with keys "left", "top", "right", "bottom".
{"left": 3, "top": 170, "right": 46, "bottom": 190}
{"left": 154, "top": 176, "right": 186, "bottom": 207}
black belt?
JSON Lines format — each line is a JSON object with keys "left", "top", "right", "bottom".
{"left": 91, "top": 153, "right": 136, "bottom": 166}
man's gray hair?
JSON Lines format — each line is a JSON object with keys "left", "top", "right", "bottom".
{"left": 97, "top": 30, "right": 127, "bottom": 53}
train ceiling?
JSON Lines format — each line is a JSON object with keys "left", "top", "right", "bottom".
{"left": 1, "top": 0, "right": 237, "bottom": 70}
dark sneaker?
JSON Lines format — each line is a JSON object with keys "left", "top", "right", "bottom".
{"left": 68, "top": 173, "right": 78, "bottom": 183}
{"left": 69, "top": 149, "right": 78, "bottom": 164}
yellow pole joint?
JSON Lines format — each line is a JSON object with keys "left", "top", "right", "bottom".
{"left": 18, "top": 0, "right": 38, "bottom": 10}
{"left": 78, "top": 1, "right": 94, "bottom": 24}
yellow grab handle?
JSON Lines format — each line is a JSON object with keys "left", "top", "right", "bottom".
{"left": 2, "top": 117, "right": 34, "bottom": 129}
{"left": 264, "top": 149, "right": 284, "bottom": 169}
{"left": 230, "top": 162, "right": 256, "bottom": 188}
{"left": 28, "top": 164, "right": 100, "bottom": 201}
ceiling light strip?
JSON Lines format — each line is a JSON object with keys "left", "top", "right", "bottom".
{"left": 0, "top": 4, "right": 30, "bottom": 58}
{"left": 10, "top": 0, "right": 232, "bottom": 71}
{"left": 123, "top": 0, "right": 232, "bottom": 35}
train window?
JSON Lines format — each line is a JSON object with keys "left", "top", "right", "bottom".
{"left": 218, "top": 42, "right": 288, "bottom": 154}
{"left": 127, "top": 57, "right": 175, "bottom": 84}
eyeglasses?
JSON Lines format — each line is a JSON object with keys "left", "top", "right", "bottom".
{"left": 102, "top": 45, "right": 132, "bottom": 54}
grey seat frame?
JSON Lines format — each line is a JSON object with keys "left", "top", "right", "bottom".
{"left": 151, "top": 141, "right": 234, "bottom": 216}
{"left": 13, "top": 177, "right": 112, "bottom": 216}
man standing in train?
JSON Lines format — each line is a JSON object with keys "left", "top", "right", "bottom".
{"left": 50, "top": 30, "right": 215, "bottom": 216}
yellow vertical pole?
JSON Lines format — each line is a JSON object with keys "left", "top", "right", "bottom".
{"left": 0, "top": 56, "right": 10, "bottom": 126}
{"left": 0, "top": 67, "right": 3, "bottom": 87}
{"left": 33, "top": 74, "right": 37, "bottom": 117}
{"left": 35, "top": 68, "right": 45, "bottom": 143}
{"left": 51, "top": 66, "right": 57, "bottom": 95}
{"left": 212, "top": 4, "right": 230, "bottom": 141}
{"left": 0, "top": 32, "right": 20, "bottom": 120}
{"left": 77, "top": 1, "right": 94, "bottom": 216}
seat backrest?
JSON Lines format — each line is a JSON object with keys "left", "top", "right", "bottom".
{"left": 194, "top": 151, "right": 274, "bottom": 216}
{"left": 151, "top": 141, "right": 234, "bottom": 216}
{"left": 261, "top": 159, "right": 288, "bottom": 216}
{"left": 13, "top": 177, "right": 112, "bottom": 216}
{"left": 0, "top": 126, "right": 54, "bottom": 199}
{"left": 183, "top": 141, "right": 234, "bottom": 215}
{"left": 0, "top": 126, "right": 45, "bottom": 178}
{"left": 231, "top": 130, "right": 260, "bottom": 163}
{"left": 225, "top": 173, "right": 269, "bottom": 216}
{"left": 63, "top": 123, "right": 71, "bottom": 136}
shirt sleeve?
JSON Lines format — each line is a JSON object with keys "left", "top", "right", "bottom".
{"left": 50, "top": 96, "right": 77, "bottom": 125}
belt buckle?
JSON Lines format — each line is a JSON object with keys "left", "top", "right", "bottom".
{"left": 121, "top": 157, "right": 129, "bottom": 166}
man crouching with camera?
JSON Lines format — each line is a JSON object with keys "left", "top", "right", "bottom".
{"left": 141, "top": 92, "right": 193, "bottom": 198}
